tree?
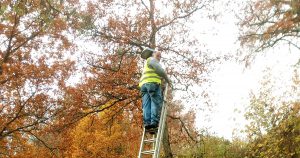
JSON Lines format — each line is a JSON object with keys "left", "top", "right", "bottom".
{"left": 243, "top": 69, "right": 300, "bottom": 157}
{"left": 66, "top": 108, "right": 136, "bottom": 158}
{"left": 239, "top": 1, "right": 300, "bottom": 155}
{"left": 176, "top": 134, "right": 247, "bottom": 158}
{"left": 239, "top": 0, "right": 300, "bottom": 62}
{"left": 0, "top": 0, "right": 77, "bottom": 156}
{"left": 81, "top": 0, "right": 217, "bottom": 91}
{"left": 59, "top": 53, "right": 202, "bottom": 157}
{"left": 0, "top": 0, "right": 219, "bottom": 157}
{"left": 75, "top": 0, "right": 218, "bottom": 156}
{"left": 245, "top": 102, "right": 300, "bottom": 158}
{"left": 165, "top": 100, "right": 199, "bottom": 157}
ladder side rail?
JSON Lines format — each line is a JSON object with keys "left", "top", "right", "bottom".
{"left": 138, "top": 127, "right": 147, "bottom": 158}
{"left": 154, "top": 101, "right": 167, "bottom": 158}
{"left": 154, "top": 84, "right": 169, "bottom": 158}
{"left": 156, "top": 100, "right": 168, "bottom": 157}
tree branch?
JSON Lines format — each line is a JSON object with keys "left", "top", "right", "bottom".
{"left": 0, "top": 92, "right": 36, "bottom": 138}
{"left": 168, "top": 115, "right": 198, "bottom": 143}
{"left": 157, "top": 6, "right": 203, "bottom": 32}
{"left": 140, "top": 0, "right": 150, "bottom": 13}
{"left": 3, "top": 14, "right": 19, "bottom": 63}
{"left": 282, "top": 38, "right": 300, "bottom": 50}
{"left": 26, "top": 131, "right": 58, "bottom": 157}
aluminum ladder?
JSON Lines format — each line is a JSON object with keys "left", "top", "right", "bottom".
{"left": 138, "top": 85, "right": 169, "bottom": 158}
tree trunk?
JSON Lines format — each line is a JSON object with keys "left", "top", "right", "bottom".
{"left": 163, "top": 122, "right": 173, "bottom": 158}
{"left": 149, "top": 0, "right": 157, "bottom": 48}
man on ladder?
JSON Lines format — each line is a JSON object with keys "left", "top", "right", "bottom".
{"left": 139, "top": 47, "right": 172, "bottom": 134}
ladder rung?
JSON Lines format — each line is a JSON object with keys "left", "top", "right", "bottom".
{"left": 141, "top": 150, "right": 155, "bottom": 155}
{"left": 144, "top": 139, "right": 155, "bottom": 143}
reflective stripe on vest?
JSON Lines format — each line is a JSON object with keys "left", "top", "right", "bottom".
{"left": 139, "top": 58, "right": 162, "bottom": 87}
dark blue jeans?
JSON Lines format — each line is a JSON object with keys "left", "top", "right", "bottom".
{"left": 141, "top": 83, "right": 163, "bottom": 127}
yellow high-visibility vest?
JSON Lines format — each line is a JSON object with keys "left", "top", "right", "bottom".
{"left": 139, "top": 58, "right": 162, "bottom": 87}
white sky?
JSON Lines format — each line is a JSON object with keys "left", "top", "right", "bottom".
{"left": 190, "top": 1, "right": 300, "bottom": 140}
{"left": 201, "top": 48, "right": 300, "bottom": 140}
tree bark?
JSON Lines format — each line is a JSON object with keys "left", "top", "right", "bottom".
{"left": 149, "top": 0, "right": 157, "bottom": 48}
{"left": 163, "top": 122, "right": 173, "bottom": 158}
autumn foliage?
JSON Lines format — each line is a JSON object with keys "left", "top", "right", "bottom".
{"left": 0, "top": 0, "right": 214, "bottom": 157}
{"left": 239, "top": 0, "right": 300, "bottom": 65}
{"left": 5, "top": 0, "right": 300, "bottom": 157}
{"left": 238, "top": 4, "right": 300, "bottom": 156}
{"left": 0, "top": 0, "right": 76, "bottom": 156}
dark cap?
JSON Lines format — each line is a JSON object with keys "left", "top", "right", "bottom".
{"left": 141, "top": 47, "right": 155, "bottom": 59}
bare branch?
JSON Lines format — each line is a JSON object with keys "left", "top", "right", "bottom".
{"left": 10, "top": 31, "right": 41, "bottom": 55}
{"left": 95, "top": 30, "right": 148, "bottom": 49}
{"left": 157, "top": 6, "right": 204, "bottom": 32}
{"left": 53, "top": 98, "right": 128, "bottom": 133}
{"left": 45, "top": 0, "right": 61, "bottom": 14}
{"left": 86, "top": 50, "right": 126, "bottom": 72}
{"left": 103, "top": 97, "right": 139, "bottom": 126}
{"left": 26, "top": 131, "right": 58, "bottom": 157}
{"left": 0, "top": 92, "right": 36, "bottom": 138}
{"left": 168, "top": 115, "right": 198, "bottom": 143}
{"left": 3, "top": 14, "right": 19, "bottom": 63}
{"left": 281, "top": 38, "right": 300, "bottom": 50}
{"left": 140, "top": 0, "right": 150, "bottom": 13}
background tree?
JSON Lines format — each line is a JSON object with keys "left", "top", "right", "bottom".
{"left": 65, "top": 108, "right": 140, "bottom": 158}
{"left": 0, "top": 0, "right": 79, "bottom": 156}
{"left": 175, "top": 132, "right": 247, "bottom": 158}
{"left": 238, "top": 1, "right": 300, "bottom": 155}
{"left": 166, "top": 100, "right": 198, "bottom": 154}
{"left": 239, "top": 0, "right": 300, "bottom": 63}
{"left": 245, "top": 102, "right": 300, "bottom": 158}
{"left": 243, "top": 69, "right": 300, "bottom": 157}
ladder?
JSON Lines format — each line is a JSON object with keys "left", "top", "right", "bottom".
{"left": 138, "top": 85, "right": 169, "bottom": 158}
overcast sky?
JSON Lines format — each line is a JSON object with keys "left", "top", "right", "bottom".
{"left": 191, "top": 1, "right": 300, "bottom": 140}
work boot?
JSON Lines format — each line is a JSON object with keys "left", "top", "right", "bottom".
{"left": 149, "top": 127, "right": 158, "bottom": 135}
{"left": 145, "top": 124, "right": 152, "bottom": 129}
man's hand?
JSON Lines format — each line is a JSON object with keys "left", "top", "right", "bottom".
{"left": 166, "top": 82, "right": 174, "bottom": 101}
{"left": 169, "top": 82, "right": 174, "bottom": 90}
{"left": 168, "top": 81, "right": 174, "bottom": 91}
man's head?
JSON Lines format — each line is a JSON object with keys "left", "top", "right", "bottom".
{"left": 153, "top": 51, "right": 161, "bottom": 61}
